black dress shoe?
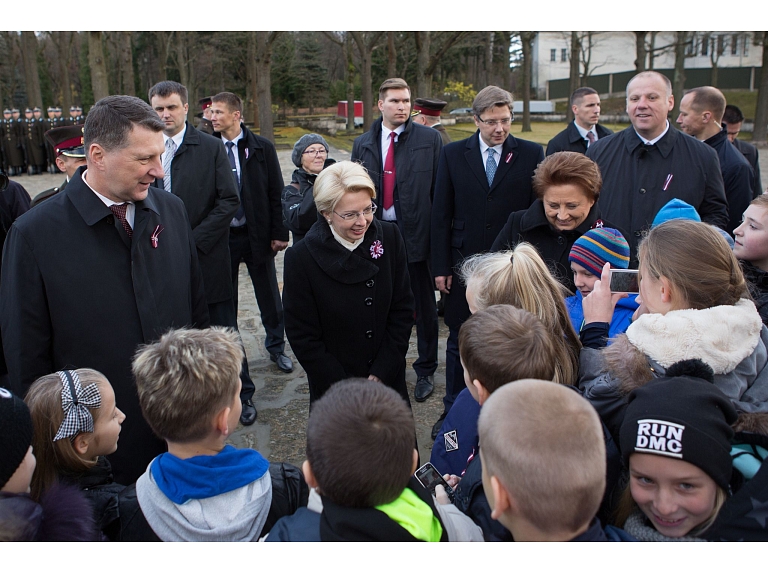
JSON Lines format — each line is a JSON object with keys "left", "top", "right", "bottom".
{"left": 414, "top": 375, "right": 434, "bottom": 402}
{"left": 270, "top": 352, "right": 294, "bottom": 373}
{"left": 431, "top": 413, "right": 447, "bottom": 440}
{"left": 240, "top": 399, "right": 257, "bottom": 426}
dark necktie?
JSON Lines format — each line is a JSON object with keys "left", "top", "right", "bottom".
{"left": 382, "top": 132, "right": 396, "bottom": 210}
{"left": 109, "top": 203, "right": 132, "bottom": 239}
{"left": 586, "top": 131, "right": 596, "bottom": 147}
{"left": 226, "top": 141, "right": 245, "bottom": 222}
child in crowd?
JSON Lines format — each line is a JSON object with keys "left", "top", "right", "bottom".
{"left": 25, "top": 369, "right": 126, "bottom": 539}
{"left": 266, "top": 378, "right": 483, "bottom": 541}
{"left": 128, "top": 327, "right": 306, "bottom": 542}
{"left": 566, "top": 227, "right": 638, "bottom": 338}
{"left": 0, "top": 387, "right": 97, "bottom": 541}
{"left": 478, "top": 379, "right": 633, "bottom": 541}
{"left": 616, "top": 364, "right": 741, "bottom": 541}
{"left": 734, "top": 194, "right": 768, "bottom": 325}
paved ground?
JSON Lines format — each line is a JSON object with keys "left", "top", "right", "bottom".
{"left": 9, "top": 143, "right": 446, "bottom": 466}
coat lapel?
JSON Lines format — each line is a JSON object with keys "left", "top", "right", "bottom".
{"left": 489, "top": 135, "right": 519, "bottom": 193}
{"left": 464, "top": 132, "right": 489, "bottom": 192}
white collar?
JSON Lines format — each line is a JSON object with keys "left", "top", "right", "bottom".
{"left": 221, "top": 127, "right": 244, "bottom": 147}
{"left": 329, "top": 223, "right": 365, "bottom": 251}
{"left": 574, "top": 121, "right": 597, "bottom": 140}
{"left": 635, "top": 120, "right": 669, "bottom": 145}
{"left": 478, "top": 135, "right": 503, "bottom": 157}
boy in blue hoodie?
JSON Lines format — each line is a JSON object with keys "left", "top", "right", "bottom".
{"left": 131, "top": 327, "right": 276, "bottom": 541}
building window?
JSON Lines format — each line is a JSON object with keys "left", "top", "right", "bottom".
{"left": 561, "top": 48, "right": 567, "bottom": 62}
{"left": 550, "top": 48, "right": 556, "bottom": 62}
{"left": 700, "top": 34, "right": 708, "bottom": 56}
{"left": 732, "top": 34, "right": 739, "bottom": 55}
{"left": 685, "top": 38, "right": 695, "bottom": 56}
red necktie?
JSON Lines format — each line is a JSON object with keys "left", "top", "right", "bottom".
{"left": 586, "top": 131, "right": 596, "bottom": 147}
{"left": 110, "top": 204, "right": 133, "bottom": 239}
{"left": 382, "top": 132, "right": 396, "bottom": 210}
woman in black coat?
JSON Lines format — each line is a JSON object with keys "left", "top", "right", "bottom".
{"left": 491, "top": 151, "right": 621, "bottom": 292}
{"left": 283, "top": 161, "right": 415, "bottom": 405}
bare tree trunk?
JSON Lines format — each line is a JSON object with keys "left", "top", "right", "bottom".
{"left": 88, "top": 32, "right": 110, "bottom": 102}
{"left": 176, "top": 32, "right": 190, "bottom": 90}
{"left": 254, "top": 31, "right": 279, "bottom": 142}
{"left": 387, "top": 32, "right": 397, "bottom": 78}
{"left": 753, "top": 33, "right": 768, "bottom": 145}
{"left": 567, "top": 32, "right": 581, "bottom": 122}
{"left": 634, "top": 32, "right": 647, "bottom": 73}
{"left": 54, "top": 32, "right": 73, "bottom": 110}
{"left": 21, "top": 32, "right": 43, "bottom": 108}
{"left": 415, "top": 31, "right": 431, "bottom": 98}
{"left": 345, "top": 33, "right": 355, "bottom": 132}
{"left": 672, "top": 32, "right": 688, "bottom": 122}
{"left": 649, "top": 32, "right": 657, "bottom": 70}
{"left": 499, "top": 32, "right": 512, "bottom": 91}
{"left": 352, "top": 32, "right": 383, "bottom": 131}
{"left": 119, "top": 32, "right": 135, "bottom": 95}
{"left": 247, "top": 32, "right": 258, "bottom": 127}
{"left": 520, "top": 32, "right": 534, "bottom": 133}
{"left": 483, "top": 32, "right": 492, "bottom": 87}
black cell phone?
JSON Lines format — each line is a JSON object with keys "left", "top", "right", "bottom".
{"left": 609, "top": 269, "right": 639, "bottom": 294}
{"left": 414, "top": 462, "right": 455, "bottom": 503}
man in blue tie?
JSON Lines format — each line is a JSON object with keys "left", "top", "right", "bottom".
{"left": 431, "top": 85, "right": 544, "bottom": 440}
{"left": 210, "top": 92, "right": 294, "bottom": 385}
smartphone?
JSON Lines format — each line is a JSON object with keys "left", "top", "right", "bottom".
{"left": 609, "top": 269, "right": 639, "bottom": 294}
{"left": 415, "top": 462, "right": 455, "bottom": 503}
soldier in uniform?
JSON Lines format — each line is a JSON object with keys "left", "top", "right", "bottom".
{"left": 31, "top": 124, "right": 87, "bottom": 207}
{"left": 411, "top": 97, "right": 452, "bottom": 145}
{"left": 44, "top": 107, "right": 58, "bottom": 173}
{"left": 3, "top": 109, "right": 25, "bottom": 176}
{"left": 196, "top": 96, "right": 215, "bottom": 135}
{"left": 74, "top": 106, "right": 85, "bottom": 125}
{"left": 65, "top": 105, "right": 77, "bottom": 125}
{"left": 53, "top": 106, "right": 64, "bottom": 127}
{"left": 23, "top": 107, "right": 47, "bottom": 175}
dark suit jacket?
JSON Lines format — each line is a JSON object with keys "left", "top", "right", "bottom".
{"left": 431, "top": 131, "right": 544, "bottom": 326}
{"left": 733, "top": 137, "right": 763, "bottom": 198}
{"left": 0, "top": 168, "right": 209, "bottom": 484}
{"left": 546, "top": 121, "right": 613, "bottom": 155}
{"left": 225, "top": 124, "right": 288, "bottom": 264}
{"left": 154, "top": 122, "right": 239, "bottom": 304}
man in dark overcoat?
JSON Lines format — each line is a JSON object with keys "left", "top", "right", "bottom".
{"left": 0, "top": 95, "right": 209, "bottom": 484}
{"left": 431, "top": 85, "right": 544, "bottom": 438}
{"left": 546, "top": 87, "right": 612, "bottom": 155}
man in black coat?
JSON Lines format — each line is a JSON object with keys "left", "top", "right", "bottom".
{"left": 546, "top": 87, "right": 612, "bottom": 156}
{"left": 431, "top": 85, "right": 544, "bottom": 436}
{"left": 724, "top": 104, "right": 763, "bottom": 198}
{"left": 586, "top": 71, "right": 728, "bottom": 260}
{"left": 0, "top": 95, "right": 209, "bottom": 484}
{"left": 210, "top": 92, "right": 294, "bottom": 375}
{"left": 677, "top": 86, "right": 754, "bottom": 236}
{"left": 352, "top": 78, "right": 442, "bottom": 403}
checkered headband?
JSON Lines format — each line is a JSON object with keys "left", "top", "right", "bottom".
{"left": 52, "top": 370, "right": 101, "bottom": 442}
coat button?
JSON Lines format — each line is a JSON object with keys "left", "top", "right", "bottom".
{"left": 557, "top": 236, "right": 564, "bottom": 245}
{"left": 366, "top": 279, "right": 375, "bottom": 288}
{"left": 367, "top": 359, "right": 373, "bottom": 366}
{"left": 639, "top": 188, "right": 647, "bottom": 194}
{"left": 487, "top": 196, "right": 492, "bottom": 202}
{"left": 365, "top": 330, "right": 373, "bottom": 338}
{"left": 364, "top": 297, "right": 373, "bottom": 306}
{"left": 485, "top": 223, "right": 491, "bottom": 229}
{"left": 107, "top": 216, "right": 114, "bottom": 225}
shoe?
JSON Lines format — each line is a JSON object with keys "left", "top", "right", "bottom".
{"left": 414, "top": 375, "right": 434, "bottom": 402}
{"left": 270, "top": 352, "right": 294, "bottom": 373}
{"left": 240, "top": 399, "right": 257, "bottom": 426}
{"left": 431, "top": 413, "right": 447, "bottom": 440}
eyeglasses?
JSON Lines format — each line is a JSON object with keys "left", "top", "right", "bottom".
{"left": 303, "top": 148, "right": 327, "bottom": 157}
{"left": 333, "top": 202, "right": 377, "bottom": 221}
{"left": 476, "top": 115, "right": 514, "bottom": 127}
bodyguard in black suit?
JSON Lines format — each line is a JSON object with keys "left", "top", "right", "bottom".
{"left": 431, "top": 85, "right": 544, "bottom": 435}
{"left": 724, "top": 105, "right": 763, "bottom": 198}
{"left": 0, "top": 96, "right": 209, "bottom": 484}
{"left": 546, "top": 87, "right": 612, "bottom": 156}
{"left": 210, "top": 92, "right": 294, "bottom": 376}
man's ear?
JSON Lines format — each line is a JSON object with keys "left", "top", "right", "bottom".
{"left": 411, "top": 448, "right": 419, "bottom": 475}
{"left": 88, "top": 143, "right": 104, "bottom": 169}
{"left": 473, "top": 379, "right": 491, "bottom": 406}
{"left": 488, "top": 475, "right": 515, "bottom": 521}
{"left": 302, "top": 459, "right": 319, "bottom": 489}
{"left": 72, "top": 433, "right": 91, "bottom": 456}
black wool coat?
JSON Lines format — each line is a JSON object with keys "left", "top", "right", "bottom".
{"left": 0, "top": 168, "right": 209, "bottom": 484}
{"left": 491, "top": 199, "right": 624, "bottom": 292}
{"left": 732, "top": 137, "right": 763, "bottom": 198}
{"left": 283, "top": 217, "right": 414, "bottom": 403}
{"left": 153, "top": 122, "right": 239, "bottom": 304}
{"left": 431, "top": 131, "right": 544, "bottom": 327}
{"left": 546, "top": 121, "right": 613, "bottom": 155}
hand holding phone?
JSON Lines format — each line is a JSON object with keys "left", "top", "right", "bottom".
{"left": 415, "top": 462, "right": 455, "bottom": 503}
{"left": 609, "top": 269, "right": 639, "bottom": 294}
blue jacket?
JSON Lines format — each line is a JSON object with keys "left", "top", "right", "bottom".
{"left": 565, "top": 291, "right": 638, "bottom": 338}
{"left": 430, "top": 388, "right": 480, "bottom": 477}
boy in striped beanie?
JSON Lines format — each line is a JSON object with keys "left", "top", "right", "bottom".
{"left": 565, "top": 227, "right": 637, "bottom": 337}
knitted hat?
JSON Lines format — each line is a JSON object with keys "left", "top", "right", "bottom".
{"left": 292, "top": 133, "right": 329, "bottom": 168}
{"left": 0, "top": 387, "right": 34, "bottom": 490}
{"left": 619, "top": 364, "right": 738, "bottom": 491}
{"left": 568, "top": 227, "right": 630, "bottom": 277}
{"left": 651, "top": 199, "right": 701, "bottom": 227}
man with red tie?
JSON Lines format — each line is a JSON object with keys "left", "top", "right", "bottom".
{"left": 352, "top": 78, "right": 443, "bottom": 405}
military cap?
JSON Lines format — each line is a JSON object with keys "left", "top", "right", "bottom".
{"left": 2, "top": 109, "right": 10, "bottom": 115}
{"left": 47, "top": 106, "right": 55, "bottom": 112}
{"left": 33, "top": 107, "right": 41, "bottom": 112}
{"left": 24, "top": 108, "right": 32, "bottom": 114}
{"left": 70, "top": 106, "right": 77, "bottom": 112}
{"left": 412, "top": 98, "right": 448, "bottom": 117}
{"left": 11, "top": 108, "right": 19, "bottom": 114}
{"left": 199, "top": 96, "right": 212, "bottom": 110}
{"left": 45, "top": 125, "right": 85, "bottom": 158}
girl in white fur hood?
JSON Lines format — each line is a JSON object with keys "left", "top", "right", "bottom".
{"left": 579, "top": 219, "right": 768, "bottom": 443}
